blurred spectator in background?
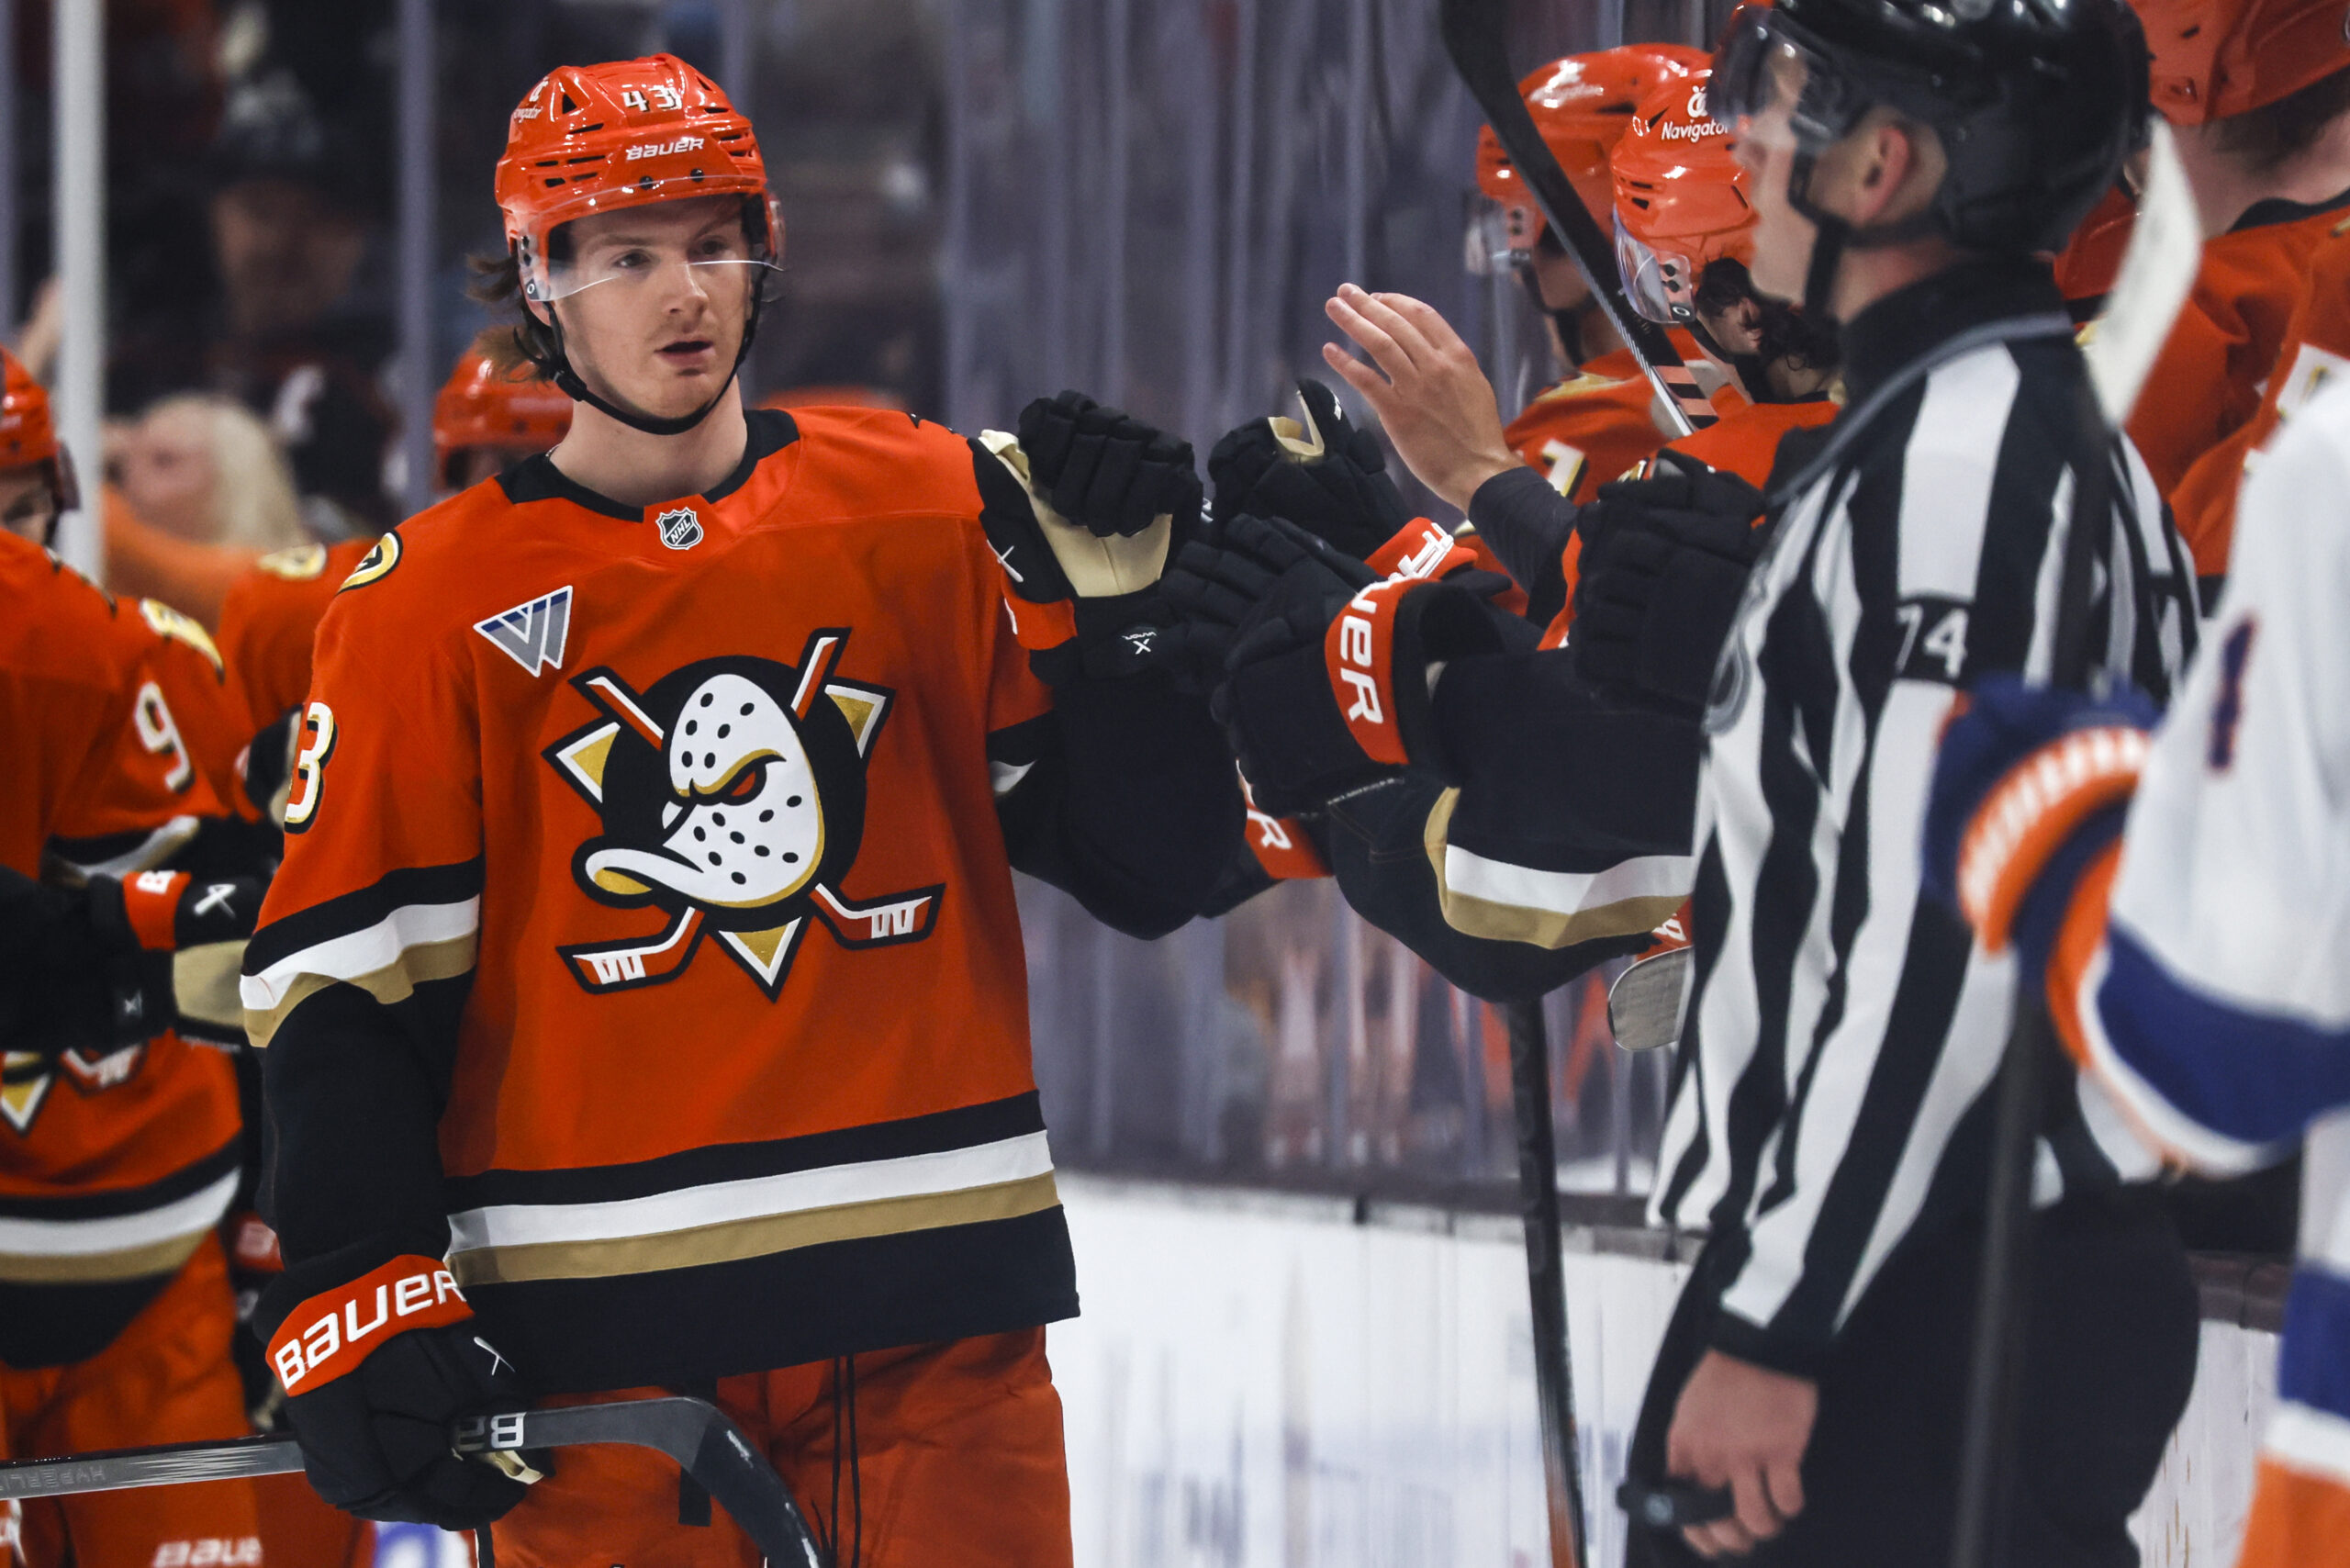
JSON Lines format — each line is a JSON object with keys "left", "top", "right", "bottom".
{"left": 115, "top": 393, "right": 308, "bottom": 551}
{"left": 103, "top": 66, "right": 395, "bottom": 540}
{"left": 103, "top": 392, "right": 309, "bottom": 627}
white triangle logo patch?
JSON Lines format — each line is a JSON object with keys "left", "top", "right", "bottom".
{"left": 474, "top": 586, "right": 573, "bottom": 677}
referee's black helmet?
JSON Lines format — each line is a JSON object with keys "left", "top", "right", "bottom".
{"left": 1710, "top": 0, "right": 2150, "bottom": 257}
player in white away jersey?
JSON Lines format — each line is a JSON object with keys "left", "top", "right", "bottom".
{"left": 1927, "top": 353, "right": 2350, "bottom": 1568}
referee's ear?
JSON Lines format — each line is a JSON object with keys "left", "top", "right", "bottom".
{"left": 1822, "top": 107, "right": 1947, "bottom": 230}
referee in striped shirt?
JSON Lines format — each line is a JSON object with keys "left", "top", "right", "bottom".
{"left": 1621, "top": 0, "right": 2206, "bottom": 1561}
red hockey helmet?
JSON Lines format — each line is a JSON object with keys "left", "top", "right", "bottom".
{"left": 1612, "top": 70, "right": 1756, "bottom": 325}
{"left": 494, "top": 53, "right": 780, "bottom": 303}
{"left": 0, "top": 348, "right": 58, "bottom": 470}
{"left": 1474, "top": 44, "right": 1709, "bottom": 256}
{"left": 434, "top": 342, "right": 574, "bottom": 486}
{"left": 2131, "top": 0, "right": 2350, "bottom": 125}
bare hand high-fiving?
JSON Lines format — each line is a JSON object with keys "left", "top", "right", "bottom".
{"left": 1321, "top": 283, "right": 1521, "bottom": 513}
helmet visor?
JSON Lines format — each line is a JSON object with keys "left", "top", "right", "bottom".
{"left": 1709, "top": 6, "right": 1867, "bottom": 151}
{"left": 1614, "top": 213, "right": 1694, "bottom": 325}
{"left": 522, "top": 250, "right": 783, "bottom": 306}
{"left": 520, "top": 199, "right": 783, "bottom": 304}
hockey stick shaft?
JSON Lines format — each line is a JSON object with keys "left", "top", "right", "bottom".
{"left": 1506, "top": 996, "right": 1588, "bottom": 1568}
{"left": 1950, "top": 375, "right": 2120, "bottom": 1568}
{"left": 0, "top": 1396, "right": 823, "bottom": 1568}
{"left": 1438, "top": 0, "right": 1716, "bottom": 438}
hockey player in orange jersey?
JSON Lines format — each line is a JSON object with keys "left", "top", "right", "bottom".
{"left": 0, "top": 525, "right": 277, "bottom": 1566}
{"left": 1607, "top": 70, "right": 1840, "bottom": 491}
{"left": 2125, "top": 0, "right": 2350, "bottom": 584}
{"left": 217, "top": 337, "right": 575, "bottom": 749}
{"left": 241, "top": 54, "right": 1239, "bottom": 1566}
{"left": 1475, "top": 44, "right": 1731, "bottom": 501}
{"left": 1301, "top": 68, "right": 1837, "bottom": 651}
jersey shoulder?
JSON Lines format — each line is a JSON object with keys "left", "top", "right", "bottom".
{"left": 304, "top": 486, "right": 527, "bottom": 662}
{"left": 777, "top": 406, "right": 982, "bottom": 524}
{"left": 0, "top": 532, "right": 143, "bottom": 690}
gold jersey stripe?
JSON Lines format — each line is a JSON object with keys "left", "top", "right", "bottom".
{"left": 0, "top": 1229, "right": 206, "bottom": 1284}
{"left": 243, "top": 930, "right": 479, "bottom": 1049}
{"left": 448, "top": 1170, "right": 1063, "bottom": 1287}
{"left": 1420, "top": 788, "right": 1684, "bottom": 950}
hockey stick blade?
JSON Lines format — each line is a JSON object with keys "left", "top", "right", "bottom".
{"left": 1438, "top": 0, "right": 1716, "bottom": 437}
{"left": 1607, "top": 946, "right": 1691, "bottom": 1052}
{"left": 2083, "top": 121, "right": 2199, "bottom": 425}
{"left": 0, "top": 1396, "right": 823, "bottom": 1568}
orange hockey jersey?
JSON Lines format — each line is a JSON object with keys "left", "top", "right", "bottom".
{"left": 1503, "top": 337, "right": 1740, "bottom": 502}
{"left": 0, "top": 533, "right": 243, "bottom": 1293}
{"left": 2127, "top": 191, "right": 2350, "bottom": 554}
{"left": 2166, "top": 218, "right": 2350, "bottom": 580}
{"left": 241, "top": 407, "right": 1232, "bottom": 1394}
{"left": 216, "top": 538, "right": 378, "bottom": 739}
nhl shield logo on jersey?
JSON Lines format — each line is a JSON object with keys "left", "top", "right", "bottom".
{"left": 655, "top": 506, "right": 703, "bottom": 550}
{"left": 543, "top": 627, "right": 942, "bottom": 998}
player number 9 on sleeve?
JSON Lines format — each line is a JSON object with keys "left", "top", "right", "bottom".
{"left": 132, "top": 679, "right": 194, "bottom": 793}
{"left": 282, "top": 700, "right": 338, "bottom": 834}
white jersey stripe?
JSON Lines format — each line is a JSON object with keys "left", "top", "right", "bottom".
{"left": 239, "top": 897, "right": 482, "bottom": 1013}
{"left": 447, "top": 1130, "right": 1057, "bottom": 1253}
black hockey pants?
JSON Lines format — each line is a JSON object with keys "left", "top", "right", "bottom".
{"left": 1625, "top": 1189, "right": 2199, "bottom": 1568}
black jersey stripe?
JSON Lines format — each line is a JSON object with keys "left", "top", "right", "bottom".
{"left": 0, "top": 1139, "right": 242, "bottom": 1222}
{"left": 442, "top": 1091, "right": 1049, "bottom": 1211}
{"left": 242, "top": 857, "right": 485, "bottom": 976}
{"left": 464, "top": 1204, "right": 1077, "bottom": 1394}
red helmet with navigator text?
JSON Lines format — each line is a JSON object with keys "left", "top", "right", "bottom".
{"left": 1475, "top": 44, "right": 1709, "bottom": 257}
{"left": 1613, "top": 70, "right": 1755, "bottom": 325}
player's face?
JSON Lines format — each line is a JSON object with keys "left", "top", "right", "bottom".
{"left": 1530, "top": 234, "right": 1594, "bottom": 314}
{"left": 1696, "top": 292, "right": 1764, "bottom": 358}
{"left": 1733, "top": 50, "right": 1813, "bottom": 304}
{"left": 0, "top": 464, "right": 55, "bottom": 543}
{"left": 540, "top": 196, "right": 758, "bottom": 423}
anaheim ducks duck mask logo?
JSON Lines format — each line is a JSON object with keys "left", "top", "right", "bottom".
{"left": 544, "top": 628, "right": 941, "bottom": 998}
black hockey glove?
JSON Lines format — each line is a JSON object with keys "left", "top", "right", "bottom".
{"left": 1571, "top": 456, "right": 1768, "bottom": 716}
{"left": 1207, "top": 379, "right": 1409, "bottom": 561}
{"left": 263, "top": 1252, "right": 536, "bottom": 1529}
{"left": 1015, "top": 390, "right": 1203, "bottom": 537}
{"left": 1165, "top": 513, "right": 1505, "bottom": 816}
{"left": 0, "top": 866, "right": 263, "bottom": 1058}
{"left": 975, "top": 395, "right": 1203, "bottom": 686}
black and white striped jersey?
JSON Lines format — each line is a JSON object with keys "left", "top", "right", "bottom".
{"left": 1651, "top": 260, "right": 2201, "bottom": 1373}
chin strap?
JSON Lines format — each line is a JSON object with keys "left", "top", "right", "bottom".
{"left": 541, "top": 280, "right": 769, "bottom": 439}
{"left": 1786, "top": 149, "right": 1941, "bottom": 323}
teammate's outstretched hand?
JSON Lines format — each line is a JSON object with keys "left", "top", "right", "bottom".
{"left": 1207, "top": 379, "right": 1410, "bottom": 560}
{"left": 1016, "top": 390, "right": 1203, "bottom": 538}
{"left": 1322, "top": 285, "right": 1519, "bottom": 512}
{"left": 1665, "top": 1350, "right": 1816, "bottom": 1558}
